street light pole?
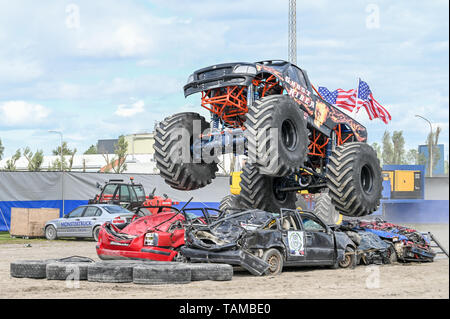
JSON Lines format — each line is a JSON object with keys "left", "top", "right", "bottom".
{"left": 49, "top": 130, "right": 64, "bottom": 214}
{"left": 415, "top": 115, "right": 433, "bottom": 177}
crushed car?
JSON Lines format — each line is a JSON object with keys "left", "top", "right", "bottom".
{"left": 180, "top": 208, "right": 357, "bottom": 276}
{"left": 96, "top": 203, "right": 221, "bottom": 262}
{"left": 340, "top": 218, "right": 436, "bottom": 263}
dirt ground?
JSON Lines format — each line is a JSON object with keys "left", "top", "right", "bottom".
{"left": 0, "top": 223, "right": 448, "bottom": 299}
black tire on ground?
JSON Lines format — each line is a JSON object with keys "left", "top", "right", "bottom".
{"left": 219, "top": 195, "right": 244, "bottom": 213}
{"left": 313, "top": 191, "right": 341, "bottom": 225}
{"left": 46, "top": 262, "right": 92, "bottom": 281}
{"left": 326, "top": 142, "right": 382, "bottom": 217}
{"left": 239, "top": 164, "right": 296, "bottom": 213}
{"left": 10, "top": 260, "right": 57, "bottom": 279}
{"left": 154, "top": 112, "right": 218, "bottom": 191}
{"left": 339, "top": 246, "right": 356, "bottom": 269}
{"left": 93, "top": 226, "right": 100, "bottom": 242}
{"left": 133, "top": 264, "right": 191, "bottom": 285}
{"left": 87, "top": 262, "right": 135, "bottom": 283}
{"left": 244, "top": 95, "right": 309, "bottom": 176}
{"left": 187, "top": 263, "right": 233, "bottom": 281}
{"left": 45, "top": 225, "right": 57, "bottom": 240}
{"left": 262, "top": 248, "right": 284, "bottom": 276}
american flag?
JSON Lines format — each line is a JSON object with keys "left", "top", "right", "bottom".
{"left": 318, "top": 87, "right": 356, "bottom": 112}
{"left": 318, "top": 80, "right": 391, "bottom": 124}
{"left": 356, "top": 80, "right": 391, "bottom": 124}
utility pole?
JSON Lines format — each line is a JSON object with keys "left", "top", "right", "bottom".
{"left": 49, "top": 130, "right": 65, "bottom": 215}
{"left": 288, "top": 0, "right": 297, "bottom": 64}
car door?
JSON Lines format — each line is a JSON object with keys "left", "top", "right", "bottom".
{"left": 58, "top": 206, "right": 86, "bottom": 237}
{"left": 280, "top": 211, "right": 307, "bottom": 263}
{"left": 77, "top": 206, "right": 99, "bottom": 237}
{"left": 299, "top": 214, "right": 335, "bottom": 262}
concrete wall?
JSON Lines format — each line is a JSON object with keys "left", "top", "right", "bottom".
{"left": 425, "top": 177, "right": 449, "bottom": 200}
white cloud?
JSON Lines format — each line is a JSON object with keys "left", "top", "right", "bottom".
{"left": 115, "top": 99, "right": 145, "bottom": 117}
{"left": 0, "top": 101, "right": 50, "bottom": 126}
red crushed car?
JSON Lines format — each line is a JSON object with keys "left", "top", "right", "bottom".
{"left": 96, "top": 205, "right": 220, "bottom": 261}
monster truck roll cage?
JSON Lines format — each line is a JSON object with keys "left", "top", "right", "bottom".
{"left": 186, "top": 60, "right": 360, "bottom": 193}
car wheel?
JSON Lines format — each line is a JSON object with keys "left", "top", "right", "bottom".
{"left": 45, "top": 225, "right": 57, "bottom": 241}
{"left": 93, "top": 227, "right": 100, "bottom": 242}
{"left": 262, "top": 248, "right": 284, "bottom": 276}
{"left": 384, "top": 242, "right": 398, "bottom": 264}
{"left": 339, "top": 246, "right": 356, "bottom": 269}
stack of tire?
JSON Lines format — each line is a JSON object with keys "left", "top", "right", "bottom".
{"left": 10, "top": 258, "right": 233, "bottom": 284}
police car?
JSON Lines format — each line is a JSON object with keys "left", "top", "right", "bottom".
{"left": 44, "top": 204, "right": 135, "bottom": 241}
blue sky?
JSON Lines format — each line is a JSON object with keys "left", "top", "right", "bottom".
{"left": 0, "top": 0, "right": 448, "bottom": 160}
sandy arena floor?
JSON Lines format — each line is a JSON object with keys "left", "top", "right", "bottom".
{"left": 1, "top": 224, "right": 448, "bottom": 299}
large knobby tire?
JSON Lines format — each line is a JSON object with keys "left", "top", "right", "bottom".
{"left": 326, "top": 142, "right": 382, "bottom": 217}
{"left": 154, "top": 112, "right": 218, "bottom": 191}
{"left": 262, "top": 249, "right": 284, "bottom": 276}
{"left": 239, "top": 164, "right": 296, "bottom": 213}
{"left": 187, "top": 263, "right": 233, "bottom": 281}
{"left": 219, "top": 194, "right": 244, "bottom": 213}
{"left": 133, "top": 264, "right": 191, "bottom": 285}
{"left": 244, "top": 95, "right": 309, "bottom": 176}
{"left": 313, "top": 191, "right": 341, "bottom": 225}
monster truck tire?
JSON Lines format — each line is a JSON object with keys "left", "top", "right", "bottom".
{"left": 133, "top": 264, "right": 191, "bottom": 285}
{"left": 239, "top": 164, "right": 296, "bottom": 213}
{"left": 154, "top": 112, "right": 218, "bottom": 191}
{"left": 219, "top": 195, "right": 244, "bottom": 213}
{"left": 296, "top": 195, "right": 308, "bottom": 211}
{"left": 187, "top": 263, "right": 233, "bottom": 281}
{"left": 10, "top": 259, "right": 58, "bottom": 279}
{"left": 46, "top": 262, "right": 92, "bottom": 281}
{"left": 313, "top": 191, "right": 341, "bottom": 225}
{"left": 326, "top": 142, "right": 382, "bottom": 217}
{"left": 244, "top": 95, "right": 308, "bottom": 176}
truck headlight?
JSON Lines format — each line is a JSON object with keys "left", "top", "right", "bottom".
{"left": 233, "top": 65, "right": 257, "bottom": 75}
{"left": 144, "top": 232, "right": 158, "bottom": 246}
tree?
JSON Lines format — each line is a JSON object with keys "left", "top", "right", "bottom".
{"left": 51, "top": 141, "right": 77, "bottom": 171}
{"left": 3, "top": 149, "right": 21, "bottom": 171}
{"left": 405, "top": 149, "right": 426, "bottom": 165}
{"left": 84, "top": 144, "right": 97, "bottom": 154}
{"left": 101, "top": 135, "right": 128, "bottom": 173}
{"left": 382, "top": 131, "right": 394, "bottom": 165}
{"left": 425, "top": 126, "right": 442, "bottom": 176}
{"left": 371, "top": 142, "right": 382, "bottom": 164}
{"left": 392, "top": 131, "right": 406, "bottom": 165}
{"left": 0, "top": 138, "right": 4, "bottom": 160}
{"left": 23, "top": 147, "right": 44, "bottom": 171}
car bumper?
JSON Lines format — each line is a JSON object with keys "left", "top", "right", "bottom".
{"left": 96, "top": 245, "right": 178, "bottom": 262}
{"left": 181, "top": 247, "right": 269, "bottom": 276}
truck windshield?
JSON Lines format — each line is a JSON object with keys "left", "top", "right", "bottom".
{"left": 132, "top": 185, "right": 146, "bottom": 201}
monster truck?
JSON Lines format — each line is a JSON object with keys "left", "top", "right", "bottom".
{"left": 154, "top": 60, "right": 382, "bottom": 217}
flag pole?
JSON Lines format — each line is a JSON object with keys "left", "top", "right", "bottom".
{"left": 353, "top": 78, "right": 360, "bottom": 114}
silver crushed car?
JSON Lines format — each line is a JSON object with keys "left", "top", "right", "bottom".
{"left": 44, "top": 204, "right": 135, "bottom": 241}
